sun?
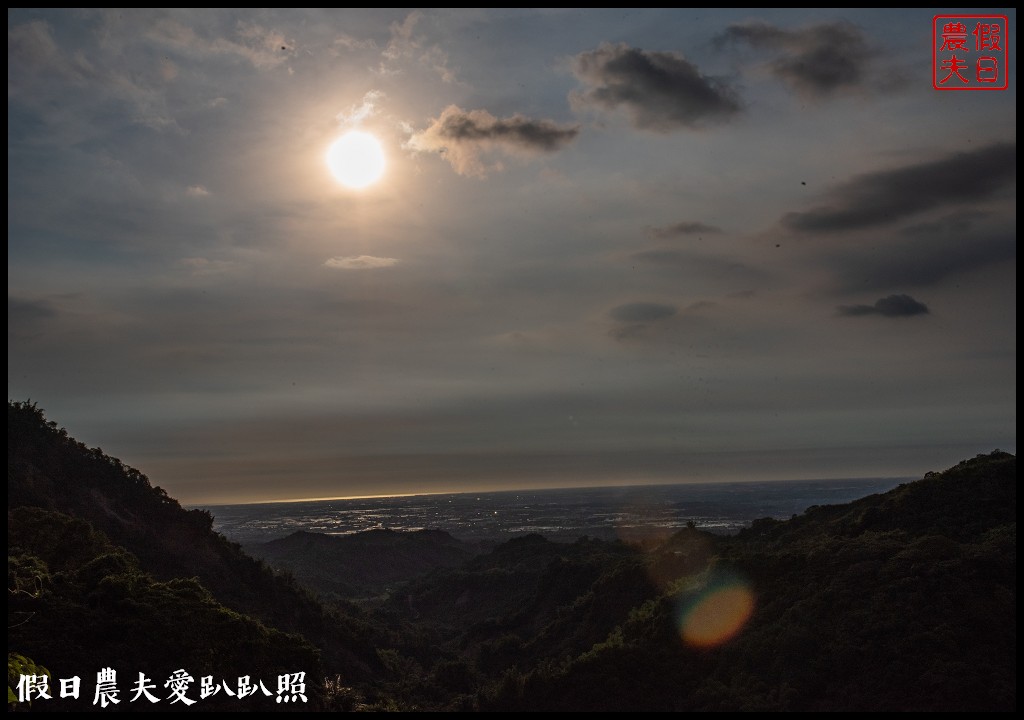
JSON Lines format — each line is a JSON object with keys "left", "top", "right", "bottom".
{"left": 326, "top": 131, "right": 386, "bottom": 189}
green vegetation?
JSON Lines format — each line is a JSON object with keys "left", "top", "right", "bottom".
{"left": 488, "top": 451, "right": 1016, "bottom": 712}
{"left": 7, "top": 401, "right": 386, "bottom": 710}
{"left": 8, "top": 401, "right": 1015, "bottom": 711}
{"left": 8, "top": 653, "right": 50, "bottom": 710}
{"left": 9, "top": 508, "right": 322, "bottom": 710}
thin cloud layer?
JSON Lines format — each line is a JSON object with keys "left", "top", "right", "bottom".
{"left": 783, "top": 143, "right": 1016, "bottom": 233}
{"left": 408, "top": 105, "right": 580, "bottom": 177}
{"left": 838, "top": 294, "right": 929, "bottom": 318}
{"left": 630, "top": 249, "right": 765, "bottom": 287}
{"left": 827, "top": 226, "right": 1015, "bottom": 292}
{"left": 8, "top": 20, "right": 91, "bottom": 89}
{"left": 570, "top": 43, "right": 740, "bottom": 131}
{"left": 648, "top": 221, "right": 722, "bottom": 237}
{"left": 8, "top": 296, "right": 58, "bottom": 342}
{"left": 379, "top": 11, "right": 456, "bottom": 83}
{"left": 9, "top": 296, "right": 57, "bottom": 323}
{"left": 180, "top": 257, "right": 235, "bottom": 276}
{"left": 148, "top": 18, "right": 296, "bottom": 71}
{"left": 336, "top": 90, "right": 386, "bottom": 128}
{"left": 609, "top": 302, "right": 677, "bottom": 323}
{"left": 720, "top": 21, "right": 871, "bottom": 98}
{"left": 608, "top": 301, "right": 679, "bottom": 341}
{"left": 324, "top": 255, "right": 399, "bottom": 270}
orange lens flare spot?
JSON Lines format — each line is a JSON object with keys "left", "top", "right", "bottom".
{"left": 681, "top": 585, "right": 755, "bottom": 648}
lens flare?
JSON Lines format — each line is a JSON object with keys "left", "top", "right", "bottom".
{"left": 678, "top": 574, "right": 755, "bottom": 648}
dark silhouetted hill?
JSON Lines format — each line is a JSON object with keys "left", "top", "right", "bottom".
{"left": 7, "top": 400, "right": 1015, "bottom": 711}
{"left": 7, "top": 400, "right": 386, "bottom": 705}
{"left": 250, "top": 528, "right": 479, "bottom": 598}
{"left": 9, "top": 506, "right": 322, "bottom": 711}
{"left": 472, "top": 452, "right": 1015, "bottom": 712}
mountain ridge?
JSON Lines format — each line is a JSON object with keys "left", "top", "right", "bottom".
{"left": 7, "top": 400, "right": 1015, "bottom": 711}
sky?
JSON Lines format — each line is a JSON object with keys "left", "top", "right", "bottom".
{"left": 8, "top": 9, "right": 1016, "bottom": 505}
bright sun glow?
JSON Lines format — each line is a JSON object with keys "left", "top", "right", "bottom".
{"left": 326, "top": 131, "right": 386, "bottom": 189}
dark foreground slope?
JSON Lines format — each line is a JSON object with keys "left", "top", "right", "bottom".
{"left": 8, "top": 506, "right": 322, "bottom": 711}
{"left": 468, "top": 452, "right": 1015, "bottom": 711}
{"left": 7, "top": 400, "right": 1015, "bottom": 711}
{"left": 7, "top": 401, "right": 388, "bottom": 710}
{"left": 253, "top": 452, "right": 1013, "bottom": 712}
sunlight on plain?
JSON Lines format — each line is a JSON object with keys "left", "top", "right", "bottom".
{"left": 613, "top": 490, "right": 679, "bottom": 548}
{"left": 326, "top": 131, "right": 386, "bottom": 189}
{"left": 679, "top": 579, "right": 755, "bottom": 648}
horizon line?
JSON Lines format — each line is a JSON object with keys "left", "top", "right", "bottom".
{"left": 190, "top": 474, "right": 916, "bottom": 508}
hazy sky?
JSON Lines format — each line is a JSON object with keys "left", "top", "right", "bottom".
{"left": 8, "top": 9, "right": 1016, "bottom": 504}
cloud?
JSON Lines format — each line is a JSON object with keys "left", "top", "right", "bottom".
{"left": 838, "top": 294, "right": 929, "bottom": 318}
{"left": 333, "top": 33, "right": 378, "bottom": 52}
{"left": 630, "top": 249, "right": 766, "bottom": 286}
{"left": 9, "top": 17, "right": 186, "bottom": 133}
{"left": 782, "top": 143, "right": 1016, "bottom": 233}
{"left": 609, "top": 302, "right": 677, "bottom": 323}
{"left": 7, "top": 20, "right": 94, "bottom": 89}
{"left": 826, "top": 215, "right": 1015, "bottom": 291}
{"left": 648, "top": 221, "right": 722, "bottom": 237}
{"left": 378, "top": 11, "right": 456, "bottom": 83}
{"left": 899, "top": 210, "right": 988, "bottom": 238}
{"left": 407, "top": 105, "right": 580, "bottom": 177}
{"left": 323, "top": 255, "right": 399, "bottom": 270}
{"left": 608, "top": 301, "right": 678, "bottom": 340}
{"left": 8, "top": 20, "right": 59, "bottom": 67}
{"left": 234, "top": 22, "right": 294, "bottom": 63}
{"left": 335, "top": 90, "right": 386, "bottom": 128}
{"left": 147, "top": 18, "right": 294, "bottom": 70}
{"left": 569, "top": 43, "right": 740, "bottom": 131}
{"left": 180, "top": 257, "right": 235, "bottom": 276}
{"left": 720, "top": 21, "right": 872, "bottom": 98}
{"left": 9, "top": 296, "right": 56, "bottom": 323}
{"left": 185, "top": 185, "right": 210, "bottom": 197}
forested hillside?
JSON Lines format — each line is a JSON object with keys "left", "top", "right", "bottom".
{"left": 8, "top": 401, "right": 1015, "bottom": 711}
{"left": 8, "top": 401, "right": 386, "bottom": 710}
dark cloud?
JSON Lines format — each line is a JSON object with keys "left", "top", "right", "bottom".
{"left": 428, "top": 108, "right": 578, "bottom": 151}
{"left": 648, "top": 221, "right": 722, "bottom": 237}
{"left": 609, "top": 324, "right": 647, "bottom": 341}
{"left": 719, "top": 21, "right": 871, "bottom": 98}
{"left": 900, "top": 210, "right": 989, "bottom": 238}
{"left": 828, "top": 224, "right": 1015, "bottom": 292}
{"left": 838, "top": 294, "right": 929, "bottom": 318}
{"left": 782, "top": 143, "right": 1015, "bottom": 233}
{"left": 408, "top": 105, "right": 579, "bottom": 176}
{"left": 609, "top": 302, "right": 677, "bottom": 323}
{"left": 570, "top": 43, "right": 740, "bottom": 131}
